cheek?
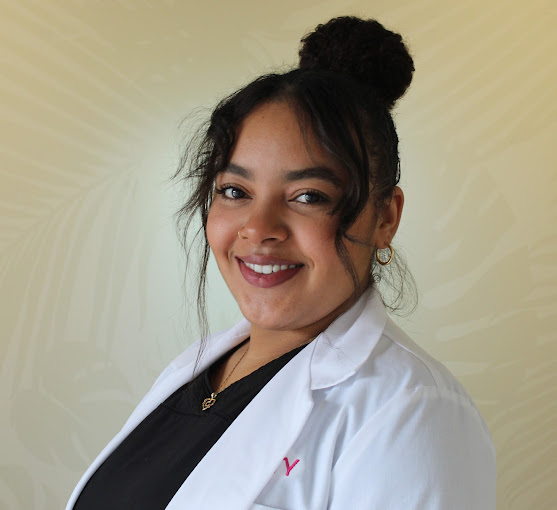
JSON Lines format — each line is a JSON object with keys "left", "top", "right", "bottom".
{"left": 206, "top": 206, "right": 235, "bottom": 253}
{"left": 205, "top": 208, "right": 217, "bottom": 249}
{"left": 312, "top": 213, "right": 339, "bottom": 241}
{"left": 306, "top": 219, "right": 346, "bottom": 272}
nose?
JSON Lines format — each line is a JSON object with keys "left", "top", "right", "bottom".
{"left": 238, "top": 202, "right": 289, "bottom": 245}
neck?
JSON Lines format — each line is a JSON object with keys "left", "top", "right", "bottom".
{"left": 246, "top": 327, "right": 317, "bottom": 363}
{"left": 244, "top": 287, "right": 365, "bottom": 364}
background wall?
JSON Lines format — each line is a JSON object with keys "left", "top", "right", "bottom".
{"left": 1, "top": 1, "right": 555, "bottom": 509}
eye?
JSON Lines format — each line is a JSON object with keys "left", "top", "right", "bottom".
{"left": 215, "top": 186, "right": 248, "bottom": 200}
{"left": 294, "top": 190, "right": 329, "bottom": 204}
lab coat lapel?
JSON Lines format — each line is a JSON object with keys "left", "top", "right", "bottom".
{"left": 165, "top": 342, "right": 315, "bottom": 510}
{"left": 311, "top": 287, "right": 386, "bottom": 389}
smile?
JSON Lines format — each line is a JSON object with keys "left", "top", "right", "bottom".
{"left": 243, "top": 262, "right": 300, "bottom": 274}
{"left": 237, "top": 258, "right": 303, "bottom": 288}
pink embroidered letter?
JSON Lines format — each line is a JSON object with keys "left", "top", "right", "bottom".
{"left": 283, "top": 457, "right": 300, "bottom": 476}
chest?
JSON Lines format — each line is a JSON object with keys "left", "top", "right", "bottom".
{"left": 252, "top": 396, "right": 350, "bottom": 510}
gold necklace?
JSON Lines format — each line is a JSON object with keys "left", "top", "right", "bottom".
{"left": 200, "top": 335, "right": 317, "bottom": 411}
{"left": 202, "top": 343, "right": 249, "bottom": 411}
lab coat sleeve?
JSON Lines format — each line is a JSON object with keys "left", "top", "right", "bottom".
{"left": 327, "top": 386, "right": 496, "bottom": 510}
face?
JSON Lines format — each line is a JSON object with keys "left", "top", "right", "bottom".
{"left": 206, "top": 101, "right": 389, "bottom": 337}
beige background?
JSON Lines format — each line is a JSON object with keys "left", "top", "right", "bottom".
{"left": 1, "top": 0, "right": 556, "bottom": 509}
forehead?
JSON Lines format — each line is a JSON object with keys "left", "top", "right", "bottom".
{"left": 228, "top": 101, "right": 344, "bottom": 181}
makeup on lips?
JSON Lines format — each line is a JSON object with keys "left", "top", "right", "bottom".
{"left": 237, "top": 255, "right": 303, "bottom": 288}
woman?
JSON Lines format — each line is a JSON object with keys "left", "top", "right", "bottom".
{"left": 67, "top": 16, "right": 496, "bottom": 510}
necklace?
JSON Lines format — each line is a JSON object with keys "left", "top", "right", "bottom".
{"left": 200, "top": 335, "right": 317, "bottom": 411}
{"left": 202, "top": 342, "right": 249, "bottom": 411}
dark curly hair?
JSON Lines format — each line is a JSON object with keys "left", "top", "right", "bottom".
{"left": 172, "top": 16, "right": 416, "bottom": 357}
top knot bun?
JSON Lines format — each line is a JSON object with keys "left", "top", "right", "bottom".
{"left": 299, "top": 16, "right": 414, "bottom": 109}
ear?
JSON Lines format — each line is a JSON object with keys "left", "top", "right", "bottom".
{"left": 374, "top": 186, "right": 404, "bottom": 248}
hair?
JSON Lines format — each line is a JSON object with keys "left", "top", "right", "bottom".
{"left": 172, "top": 16, "right": 417, "bottom": 360}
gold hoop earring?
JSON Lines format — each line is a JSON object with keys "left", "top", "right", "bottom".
{"left": 375, "top": 244, "right": 394, "bottom": 266}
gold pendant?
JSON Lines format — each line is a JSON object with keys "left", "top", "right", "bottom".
{"left": 202, "top": 393, "right": 217, "bottom": 411}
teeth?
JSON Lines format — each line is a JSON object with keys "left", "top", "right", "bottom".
{"left": 244, "top": 262, "right": 298, "bottom": 274}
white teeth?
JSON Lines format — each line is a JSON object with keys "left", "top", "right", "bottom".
{"left": 244, "top": 262, "right": 299, "bottom": 274}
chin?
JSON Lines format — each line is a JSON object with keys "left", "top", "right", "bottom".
{"left": 238, "top": 301, "right": 298, "bottom": 331}
{"left": 241, "top": 310, "right": 290, "bottom": 331}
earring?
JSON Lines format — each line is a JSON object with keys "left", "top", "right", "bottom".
{"left": 375, "top": 244, "right": 394, "bottom": 266}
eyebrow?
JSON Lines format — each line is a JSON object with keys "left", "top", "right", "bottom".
{"left": 223, "top": 163, "right": 343, "bottom": 186}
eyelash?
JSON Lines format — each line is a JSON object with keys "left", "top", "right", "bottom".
{"left": 294, "top": 189, "right": 329, "bottom": 204}
{"left": 214, "top": 185, "right": 329, "bottom": 205}
{"left": 214, "top": 185, "right": 247, "bottom": 200}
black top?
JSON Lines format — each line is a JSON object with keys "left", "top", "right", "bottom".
{"left": 73, "top": 342, "right": 306, "bottom": 510}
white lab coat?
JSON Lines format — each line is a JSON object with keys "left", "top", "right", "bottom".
{"left": 66, "top": 288, "right": 496, "bottom": 509}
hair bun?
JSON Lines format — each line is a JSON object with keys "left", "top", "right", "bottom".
{"left": 299, "top": 16, "right": 414, "bottom": 109}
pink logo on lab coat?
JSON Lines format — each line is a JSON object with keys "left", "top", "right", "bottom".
{"left": 283, "top": 457, "right": 300, "bottom": 476}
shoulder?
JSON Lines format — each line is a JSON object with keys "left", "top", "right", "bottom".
{"left": 376, "top": 317, "right": 479, "bottom": 402}
{"left": 325, "top": 316, "right": 492, "bottom": 440}
{"left": 309, "top": 289, "right": 491, "bottom": 437}
{"left": 321, "top": 318, "right": 496, "bottom": 508}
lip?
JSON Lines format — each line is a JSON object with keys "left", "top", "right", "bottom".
{"left": 236, "top": 256, "right": 303, "bottom": 288}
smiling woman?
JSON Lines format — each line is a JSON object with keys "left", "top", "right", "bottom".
{"left": 66, "top": 16, "right": 496, "bottom": 510}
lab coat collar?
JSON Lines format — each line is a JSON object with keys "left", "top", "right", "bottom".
{"left": 310, "top": 286, "right": 387, "bottom": 389}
